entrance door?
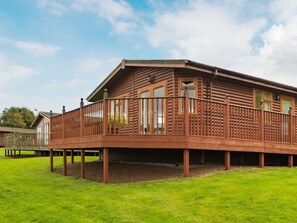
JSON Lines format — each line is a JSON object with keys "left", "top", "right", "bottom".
{"left": 139, "top": 82, "right": 166, "bottom": 134}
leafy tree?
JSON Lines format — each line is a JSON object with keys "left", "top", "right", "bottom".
{"left": 0, "top": 107, "right": 35, "bottom": 129}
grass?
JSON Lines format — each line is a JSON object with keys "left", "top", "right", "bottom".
{"left": 1, "top": 148, "right": 297, "bottom": 223}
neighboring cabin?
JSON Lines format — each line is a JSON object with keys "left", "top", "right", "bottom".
{"left": 31, "top": 111, "right": 60, "bottom": 146}
{"left": 4, "top": 111, "right": 60, "bottom": 156}
{"left": 49, "top": 59, "right": 297, "bottom": 183}
{"left": 0, "top": 126, "right": 36, "bottom": 147}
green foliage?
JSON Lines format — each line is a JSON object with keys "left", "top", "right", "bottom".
{"left": 108, "top": 113, "right": 128, "bottom": 127}
{"left": 1, "top": 148, "right": 297, "bottom": 223}
{"left": 0, "top": 106, "right": 35, "bottom": 128}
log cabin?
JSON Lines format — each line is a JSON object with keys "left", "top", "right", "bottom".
{"left": 49, "top": 59, "right": 297, "bottom": 183}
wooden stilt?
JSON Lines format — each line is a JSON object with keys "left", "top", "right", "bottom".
{"left": 225, "top": 151, "right": 230, "bottom": 170}
{"left": 63, "top": 149, "right": 67, "bottom": 176}
{"left": 50, "top": 149, "right": 54, "bottom": 172}
{"left": 103, "top": 148, "right": 109, "bottom": 184}
{"left": 71, "top": 149, "right": 74, "bottom": 164}
{"left": 81, "top": 149, "right": 85, "bottom": 179}
{"left": 288, "top": 155, "right": 293, "bottom": 168}
{"left": 14, "top": 150, "right": 16, "bottom": 156}
{"left": 18, "top": 150, "right": 21, "bottom": 156}
{"left": 259, "top": 153, "right": 265, "bottom": 168}
{"left": 183, "top": 149, "right": 190, "bottom": 177}
{"left": 4, "top": 150, "right": 6, "bottom": 156}
{"left": 200, "top": 150, "right": 205, "bottom": 164}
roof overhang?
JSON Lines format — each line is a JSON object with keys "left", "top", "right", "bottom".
{"left": 87, "top": 59, "right": 297, "bottom": 102}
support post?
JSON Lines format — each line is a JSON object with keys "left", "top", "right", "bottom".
{"left": 81, "top": 149, "right": 85, "bottom": 178}
{"left": 200, "top": 150, "right": 205, "bottom": 164}
{"left": 184, "top": 90, "right": 189, "bottom": 136}
{"left": 183, "top": 149, "right": 190, "bottom": 177}
{"left": 4, "top": 150, "right": 6, "bottom": 156}
{"left": 288, "top": 155, "right": 293, "bottom": 168}
{"left": 103, "top": 148, "right": 109, "bottom": 184}
{"left": 63, "top": 149, "right": 67, "bottom": 176}
{"left": 259, "top": 153, "right": 265, "bottom": 168}
{"left": 50, "top": 149, "right": 54, "bottom": 172}
{"left": 225, "top": 95, "right": 230, "bottom": 138}
{"left": 225, "top": 151, "right": 230, "bottom": 170}
{"left": 71, "top": 149, "right": 74, "bottom": 164}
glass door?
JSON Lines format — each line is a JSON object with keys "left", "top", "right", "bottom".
{"left": 153, "top": 86, "right": 165, "bottom": 134}
{"left": 140, "top": 91, "right": 150, "bottom": 134}
{"left": 139, "top": 82, "right": 166, "bottom": 134}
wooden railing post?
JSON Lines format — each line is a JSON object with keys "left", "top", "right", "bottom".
{"left": 184, "top": 90, "right": 189, "bottom": 136}
{"left": 49, "top": 110, "right": 52, "bottom": 141}
{"left": 80, "top": 98, "right": 84, "bottom": 137}
{"left": 103, "top": 89, "right": 109, "bottom": 136}
{"left": 260, "top": 102, "right": 265, "bottom": 141}
{"left": 289, "top": 107, "right": 294, "bottom": 144}
{"left": 225, "top": 95, "right": 230, "bottom": 139}
{"left": 62, "top": 106, "right": 66, "bottom": 139}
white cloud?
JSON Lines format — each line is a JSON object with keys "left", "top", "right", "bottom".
{"left": 64, "top": 78, "right": 87, "bottom": 88}
{"left": 146, "top": 1, "right": 266, "bottom": 70}
{"left": 15, "top": 41, "right": 60, "bottom": 56}
{"left": 37, "top": 0, "right": 68, "bottom": 15}
{"left": 37, "top": 0, "right": 138, "bottom": 34}
{"left": 71, "top": 0, "right": 137, "bottom": 34}
{"left": 270, "top": 0, "right": 297, "bottom": 22}
{"left": 144, "top": 0, "right": 297, "bottom": 87}
{"left": 82, "top": 57, "right": 102, "bottom": 71}
{"left": 0, "top": 54, "right": 37, "bottom": 87}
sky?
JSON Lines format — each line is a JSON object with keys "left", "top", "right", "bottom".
{"left": 0, "top": 0, "right": 297, "bottom": 114}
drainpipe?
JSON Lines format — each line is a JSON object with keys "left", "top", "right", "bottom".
{"left": 209, "top": 69, "right": 218, "bottom": 100}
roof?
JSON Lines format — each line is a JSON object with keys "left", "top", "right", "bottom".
{"left": 0, "top": 126, "right": 36, "bottom": 134}
{"left": 87, "top": 59, "right": 297, "bottom": 102}
{"left": 31, "top": 111, "right": 60, "bottom": 128}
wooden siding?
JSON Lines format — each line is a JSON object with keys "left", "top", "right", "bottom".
{"left": 107, "top": 67, "right": 175, "bottom": 134}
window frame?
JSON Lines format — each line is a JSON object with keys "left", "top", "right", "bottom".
{"left": 281, "top": 95, "right": 295, "bottom": 115}
{"left": 253, "top": 89, "right": 273, "bottom": 111}
{"left": 178, "top": 77, "right": 198, "bottom": 114}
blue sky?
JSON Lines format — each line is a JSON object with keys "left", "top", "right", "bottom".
{"left": 0, "top": 0, "right": 297, "bottom": 114}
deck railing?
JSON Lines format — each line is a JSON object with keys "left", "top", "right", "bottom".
{"left": 50, "top": 94, "right": 296, "bottom": 144}
{"left": 5, "top": 132, "right": 49, "bottom": 148}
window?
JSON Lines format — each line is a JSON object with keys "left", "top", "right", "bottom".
{"left": 281, "top": 96, "right": 295, "bottom": 114}
{"left": 254, "top": 90, "right": 272, "bottom": 111}
{"left": 178, "top": 78, "right": 198, "bottom": 113}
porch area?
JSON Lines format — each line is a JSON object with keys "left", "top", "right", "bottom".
{"left": 50, "top": 92, "right": 297, "bottom": 153}
{"left": 48, "top": 92, "right": 297, "bottom": 183}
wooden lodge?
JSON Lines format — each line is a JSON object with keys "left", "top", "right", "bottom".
{"left": 0, "top": 127, "right": 37, "bottom": 156}
{"left": 49, "top": 59, "right": 297, "bottom": 183}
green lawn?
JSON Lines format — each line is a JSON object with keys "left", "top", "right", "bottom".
{"left": 1, "top": 148, "right": 297, "bottom": 223}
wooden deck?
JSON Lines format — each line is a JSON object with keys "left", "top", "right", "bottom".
{"left": 49, "top": 94, "right": 297, "bottom": 183}
{"left": 49, "top": 94, "right": 297, "bottom": 154}
{"left": 5, "top": 132, "right": 49, "bottom": 150}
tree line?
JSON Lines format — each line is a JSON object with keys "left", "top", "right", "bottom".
{"left": 0, "top": 107, "right": 35, "bottom": 129}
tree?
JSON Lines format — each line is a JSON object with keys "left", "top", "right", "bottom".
{"left": 0, "top": 106, "right": 35, "bottom": 129}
